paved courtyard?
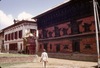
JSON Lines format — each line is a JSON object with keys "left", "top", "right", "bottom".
{"left": 7, "top": 57, "right": 97, "bottom": 68}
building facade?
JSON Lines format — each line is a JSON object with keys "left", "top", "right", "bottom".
{"left": 3, "top": 20, "right": 37, "bottom": 54}
{"left": 0, "top": 30, "right": 4, "bottom": 52}
{"left": 34, "top": 0, "right": 100, "bottom": 54}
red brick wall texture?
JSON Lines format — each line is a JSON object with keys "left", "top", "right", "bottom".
{"left": 38, "top": 16, "right": 98, "bottom": 54}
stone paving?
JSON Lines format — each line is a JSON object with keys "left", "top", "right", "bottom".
{"left": 6, "top": 57, "right": 97, "bottom": 68}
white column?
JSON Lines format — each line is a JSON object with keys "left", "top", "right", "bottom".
{"left": 5, "top": 44, "right": 9, "bottom": 53}
{"left": 35, "top": 30, "right": 38, "bottom": 54}
{"left": 93, "top": 0, "right": 100, "bottom": 67}
{"left": 18, "top": 43, "right": 20, "bottom": 51}
{"left": 21, "top": 43, "right": 23, "bottom": 51}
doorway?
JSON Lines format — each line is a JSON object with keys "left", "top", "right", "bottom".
{"left": 56, "top": 44, "right": 60, "bottom": 52}
{"left": 72, "top": 40, "right": 80, "bottom": 52}
{"left": 44, "top": 43, "right": 48, "bottom": 51}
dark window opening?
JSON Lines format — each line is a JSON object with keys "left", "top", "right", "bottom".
{"left": 83, "top": 23, "right": 92, "bottom": 32}
{"left": 56, "top": 44, "right": 60, "bottom": 52}
{"left": 48, "top": 31, "right": 53, "bottom": 37}
{"left": 11, "top": 33, "right": 13, "bottom": 40}
{"left": 54, "top": 26, "right": 61, "bottom": 37}
{"left": 44, "top": 43, "right": 48, "bottom": 51}
{"left": 72, "top": 40, "right": 80, "bottom": 52}
{"left": 8, "top": 34, "right": 10, "bottom": 40}
{"left": 19, "top": 30, "right": 22, "bottom": 38}
{"left": 9, "top": 43, "right": 17, "bottom": 50}
{"left": 50, "top": 44, "right": 52, "bottom": 49}
{"left": 63, "top": 45, "right": 68, "bottom": 49}
{"left": 62, "top": 28, "right": 68, "bottom": 35}
{"left": 43, "top": 29, "right": 48, "bottom": 38}
{"left": 39, "top": 34, "right": 42, "bottom": 39}
{"left": 84, "top": 44, "right": 91, "bottom": 49}
{"left": 5, "top": 34, "right": 7, "bottom": 41}
{"left": 15, "top": 31, "right": 17, "bottom": 39}
{"left": 71, "top": 20, "right": 80, "bottom": 34}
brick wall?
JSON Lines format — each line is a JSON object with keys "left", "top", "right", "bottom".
{"left": 48, "top": 53, "right": 97, "bottom": 62}
{"left": 38, "top": 39, "right": 72, "bottom": 53}
{"left": 80, "top": 37, "right": 97, "bottom": 54}
{"left": 38, "top": 16, "right": 97, "bottom": 54}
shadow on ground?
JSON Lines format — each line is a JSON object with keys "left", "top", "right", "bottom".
{"left": 92, "top": 65, "right": 100, "bottom": 68}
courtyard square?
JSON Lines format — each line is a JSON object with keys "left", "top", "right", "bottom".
{"left": 7, "top": 57, "right": 97, "bottom": 68}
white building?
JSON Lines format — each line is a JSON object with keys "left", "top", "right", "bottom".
{"left": 3, "top": 20, "right": 37, "bottom": 53}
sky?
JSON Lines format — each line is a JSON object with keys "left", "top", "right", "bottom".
{"left": 0, "top": 0, "right": 70, "bottom": 30}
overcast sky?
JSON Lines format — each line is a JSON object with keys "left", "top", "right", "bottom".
{"left": 0, "top": 0, "right": 70, "bottom": 30}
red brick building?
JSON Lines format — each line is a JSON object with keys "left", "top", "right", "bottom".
{"left": 34, "top": 0, "right": 100, "bottom": 54}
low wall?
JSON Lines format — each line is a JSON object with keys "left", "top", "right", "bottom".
{"left": 38, "top": 53, "right": 97, "bottom": 62}
{"left": 0, "top": 55, "right": 35, "bottom": 63}
{"left": 48, "top": 53, "right": 97, "bottom": 62}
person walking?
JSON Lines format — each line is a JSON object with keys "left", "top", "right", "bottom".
{"left": 40, "top": 49, "right": 48, "bottom": 68}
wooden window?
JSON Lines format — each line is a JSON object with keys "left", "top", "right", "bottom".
{"left": 71, "top": 20, "right": 80, "bottom": 34}
{"left": 15, "top": 31, "right": 17, "bottom": 39}
{"left": 83, "top": 23, "right": 91, "bottom": 32}
{"left": 7, "top": 34, "right": 8, "bottom": 41}
{"left": 62, "top": 28, "right": 68, "bottom": 35}
{"left": 43, "top": 43, "right": 48, "bottom": 51}
{"left": 11, "top": 33, "right": 13, "bottom": 40}
{"left": 19, "top": 30, "right": 22, "bottom": 38}
{"left": 9, "top": 43, "right": 17, "bottom": 50}
{"left": 8, "top": 34, "right": 10, "bottom": 40}
{"left": 56, "top": 44, "right": 60, "bottom": 52}
{"left": 13, "top": 32, "right": 15, "bottom": 39}
{"left": 63, "top": 45, "right": 68, "bottom": 49}
{"left": 54, "top": 26, "right": 61, "bottom": 37}
{"left": 50, "top": 44, "right": 52, "bottom": 49}
{"left": 43, "top": 29, "right": 48, "bottom": 38}
{"left": 85, "top": 44, "right": 91, "bottom": 49}
{"left": 5, "top": 34, "right": 7, "bottom": 41}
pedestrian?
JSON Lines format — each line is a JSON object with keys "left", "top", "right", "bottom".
{"left": 40, "top": 49, "right": 48, "bottom": 68}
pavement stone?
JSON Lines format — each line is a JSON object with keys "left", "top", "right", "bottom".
{"left": 5, "top": 57, "right": 97, "bottom": 68}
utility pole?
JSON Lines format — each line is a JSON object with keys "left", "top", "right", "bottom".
{"left": 93, "top": 0, "right": 100, "bottom": 67}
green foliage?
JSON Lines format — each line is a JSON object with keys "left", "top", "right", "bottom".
{"left": 0, "top": 62, "right": 27, "bottom": 68}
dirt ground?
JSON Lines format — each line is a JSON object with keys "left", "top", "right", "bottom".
{"left": 6, "top": 57, "right": 97, "bottom": 68}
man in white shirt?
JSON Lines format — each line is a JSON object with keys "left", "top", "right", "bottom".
{"left": 40, "top": 49, "right": 48, "bottom": 68}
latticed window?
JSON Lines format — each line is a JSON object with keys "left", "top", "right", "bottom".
{"left": 63, "top": 45, "right": 68, "bottom": 49}
{"left": 54, "top": 26, "right": 61, "bottom": 37}
{"left": 83, "top": 23, "right": 91, "bottom": 32}
{"left": 85, "top": 44, "right": 91, "bottom": 49}
{"left": 43, "top": 29, "right": 48, "bottom": 38}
